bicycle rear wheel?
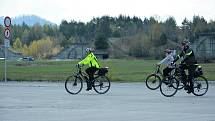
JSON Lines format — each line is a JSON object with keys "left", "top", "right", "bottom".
{"left": 93, "top": 76, "right": 110, "bottom": 94}
{"left": 160, "top": 77, "right": 179, "bottom": 97}
{"left": 145, "top": 74, "right": 161, "bottom": 90}
{"left": 65, "top": 75, "right": 83, "bottom": 94}
{"left": 192, "top": 76, "right": 208, "bottom": 96}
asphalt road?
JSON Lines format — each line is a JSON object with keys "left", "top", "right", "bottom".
{"left": 0, "top": 81, "right": 215, "bottom": 121}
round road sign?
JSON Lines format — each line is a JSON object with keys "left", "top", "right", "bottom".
{"left": 4, "top": 16, "right": 11, "bottom": 27}
{"left": 4, "top": 28, "right": 11, "bottom": 39}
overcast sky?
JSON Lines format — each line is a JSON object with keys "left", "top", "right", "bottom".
{"left": 0, "top": 0, "right": 214, "bottom": 25}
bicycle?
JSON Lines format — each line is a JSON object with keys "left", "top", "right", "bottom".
{"left": 145, "top": 65, "right": 162, "bottom": 90}
{"left": 145, "top": 65, "right": 179, "bottom": 97}
{"left": 174, "top": 64, "right": 209, "bottom": 96}
{"left": 65, "top": 65, "right": 111, "bottom": 94}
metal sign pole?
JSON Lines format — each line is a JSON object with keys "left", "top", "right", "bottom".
{"left": 4, "top": 46, "right": 7, "bottom": 82}
{"left": 3, "top": 16, "right": 11, "bottom": 82}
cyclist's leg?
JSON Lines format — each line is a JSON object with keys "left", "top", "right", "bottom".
{"left": 165, "top": 67, "right": 174, "bottom": 76}
{"left": 163, "top": 67, "right": 169, "bottom": 78}
{"left": 187, "top": 65, "right": 198, "bottom": 93}
{"left": 85, "top": 67, "right": 98, "bottom": 90}
{"left": 85, "top": 67, "right": 93, "bottom": 90}
{"left": 163, "top": 67, "right": 174, "bottom": 81}
{"left": 179, "top": 64, "right": 191, "bottom": 90}
{"left": 179, "top": 64, "right": 187, "bottom": 83}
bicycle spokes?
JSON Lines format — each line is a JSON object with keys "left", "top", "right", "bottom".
{"left": 93, "top": 76, "right": 111, "bottom": 94}
{"left": 73, "top": 79, "right": 77, "bottom": 86}
{"left": 65, "top": 76, "right": 83, "bottom": 94}
{"left": 192, "top": 76, "right": 208, "bottom": 96}
{"left": 160, "top": 77, "right": 179, "bottom": 97}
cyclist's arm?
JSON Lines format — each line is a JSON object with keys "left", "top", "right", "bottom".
{"left": 78, "top": 54, "right": 91, "bottom": 65}
{"left": 158, "top": 56, "right": 169, "bottom": 65}
{"left": 181, "top": 49, "right": 193, "bottom": 63}
{"left": 173, "top": 51, "right": 183, "bottom": 63}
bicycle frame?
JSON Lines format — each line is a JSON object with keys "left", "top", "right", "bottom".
{"left": 155, "top": 65, "right": 176, "bottom": 81}
{"left": 154, "top": 65, "right": 162, "bottom": 76}
{"left": 74, "top": 65, "right": 103, "bottom": 83}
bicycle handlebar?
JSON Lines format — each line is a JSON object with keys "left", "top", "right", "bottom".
{"left": 76, "top": 64, "right": 84, "bottom": 68}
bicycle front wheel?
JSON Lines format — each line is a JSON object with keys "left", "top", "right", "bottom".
{"left": 65, "top": 75, "right": 83, "bottom": 94}
{"left": 192, "top": 76, "right": 208, "bottom": 96}
{"left": 145, "top": 74, "right": 161, "bottom": 90}
{"left": 93, "top": 76, "right": 111, "bottom": 94}
{"left": 160, "top": 77, "right": 179, "bottom": 97}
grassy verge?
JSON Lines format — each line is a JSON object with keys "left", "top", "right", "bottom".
{"left": 0, "top": 59, "right": 214, "bottom": 82}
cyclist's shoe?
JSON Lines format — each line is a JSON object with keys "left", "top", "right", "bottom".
{"left": 187, "top": 87, "right": 194, "bottom": 94}
{"left": 86, "top": 81, "right": 92, "bottom": 91}
{"left": 187, "top": 89, "right": 192, "bottom": 94}
{"left": 162, "top": 78, "right": 169, "bottom": 85}
{"left": 184, "top": 85, "right": 189, "bottom": 90}
{"left": 86, "top": 87, "right": 92, "bottom": 91}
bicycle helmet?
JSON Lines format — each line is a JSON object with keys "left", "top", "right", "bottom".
{"left": 164, "top": 49, "right": 172, "bottom": 54}
{"left": 85, "top": 48, "right": 92, "bottom": 53}
{"left": 181, "top": 39, "right": 190, "bottom": 46}
{"left": 181, "top": 39, "right": 190, "bottom": 50}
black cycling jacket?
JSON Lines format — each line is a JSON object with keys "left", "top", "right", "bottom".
{"left": 173, "top": 46, "right": 197, "bottom": 65}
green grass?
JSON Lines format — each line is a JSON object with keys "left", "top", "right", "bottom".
{"left": 0, "top": 59, "right": 214, "bottom": 82}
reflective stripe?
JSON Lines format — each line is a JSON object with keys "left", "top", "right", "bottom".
{"left": 90, "top": 61, "right": 93, "bottom": 67}
{"left": 186, "top": 51, "right": 192, "bottom": 56}
{"left": 94, "top": 57, "right": 100, "bottom": 67}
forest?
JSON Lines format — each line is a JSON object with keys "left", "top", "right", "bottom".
{"left": 0, "top": 15, "right": 215, "bottom": 59}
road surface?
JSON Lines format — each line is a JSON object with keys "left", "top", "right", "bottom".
{"left": 0, "top": 82, "right": 215, "bottom": 121}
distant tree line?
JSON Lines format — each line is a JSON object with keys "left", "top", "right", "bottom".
{"left": 0, "top": 15, "right": 215, "bottom": 59}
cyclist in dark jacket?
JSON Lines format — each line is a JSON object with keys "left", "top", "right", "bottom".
{"left": 173, "top": 39, "right": 198, "bottom": 93}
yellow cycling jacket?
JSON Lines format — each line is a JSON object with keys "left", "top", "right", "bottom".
{"left": 78, "top": 52, "right": 100, "bottom": 68}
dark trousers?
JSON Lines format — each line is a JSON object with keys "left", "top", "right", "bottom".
{"left": 179, "top": 64, "right": 197, "bottom": 89}
{"left": 163, "top": 67, "right": 174, "bottom": 77}
{"left": 85, "top": 67, "right": 98, "bottom": 83}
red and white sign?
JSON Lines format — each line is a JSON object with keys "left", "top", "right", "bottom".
{"left": 4, "top": 16, "right": 11, "bottom": 27}
{"left": 4, "top": 28, "right": 10, "bottom": 39}
{"left": 4, "top": 16, "right": 11, "bottom": 48}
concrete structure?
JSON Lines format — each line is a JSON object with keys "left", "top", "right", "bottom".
{"left": 0, "top": 45, "right": 22, "bottom": 60}
{"left": 52, "top": 43, "right": 89, "bottom": 59}
{"left": 191, "top": 33, "right": 215, "bottom": 61}
{"left": 52, "top": 43, "right": 109, "bottom": 59}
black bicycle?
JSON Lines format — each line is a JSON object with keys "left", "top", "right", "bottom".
{"left": 146, "top": 65, "right": 179, "bottom": 97}
{"left": 174, "top": 64, "right": 209, "bottom": 96}
{"left": 65, "top": 65, "right": 111, "bottom": 94}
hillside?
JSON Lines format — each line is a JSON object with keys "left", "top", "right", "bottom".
{"left": 0, "top": 15, "right": 55, "bottom": 26}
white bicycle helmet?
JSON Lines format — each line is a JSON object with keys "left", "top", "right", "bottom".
{"left": 85, "top": 48, "right": 92, "bottom": 53}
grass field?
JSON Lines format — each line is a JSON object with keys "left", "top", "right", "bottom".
{"left": 0, "top": 59, "right": 215, "bottom": 82}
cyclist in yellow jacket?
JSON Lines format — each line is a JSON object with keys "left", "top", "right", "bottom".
{"left": 78, "top": 48, "right": 100, "bottom": 91}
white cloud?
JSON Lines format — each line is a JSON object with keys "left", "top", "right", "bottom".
{"left": 0, "top": 0, "right": 214, "bottom": 25}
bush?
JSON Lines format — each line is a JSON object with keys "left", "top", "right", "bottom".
{"left": 22, "top": 37, "right": 62, "bottom": 59}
